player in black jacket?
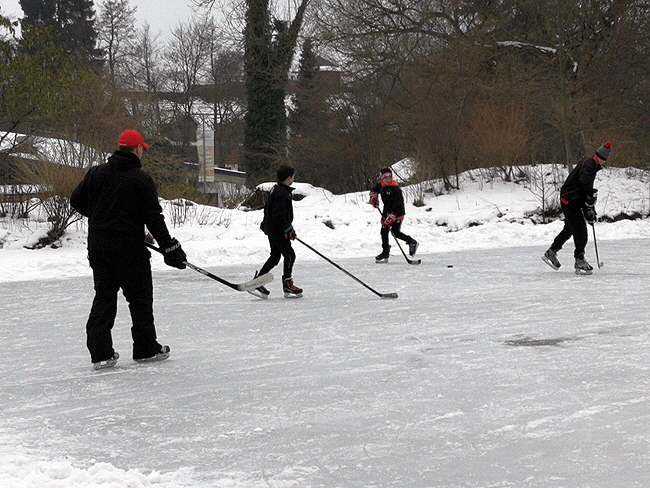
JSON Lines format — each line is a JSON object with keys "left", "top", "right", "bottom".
{"left": 369, "top": 167, "right": 418, "bottom": 262}
{"left": 252, "top": 165, "right": 303, "bottom": 298}
{"left": 542, "top": 142, "right": 612, "bottom": 274}
{"left": 71, "top": 129, "right": 187, "bottom": 369}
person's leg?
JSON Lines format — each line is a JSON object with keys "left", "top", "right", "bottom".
{"left": 380, "top": 227, "right": 390, "bottom": 251}
{"left": 86, "top": 253, "right": 119, "bottom": 363}
{"left": 391, "top": 221, "right": 415, "bottom": 244}
{"left": 566, "top": 205, "right": 588, "bottom": 258}
{"left": 118, "top": 254, "right": 161, "bottom": 360}
{"left": 258, "top": 236, "right": 282, "bottom": 276}
{"left": 550, "top": 203, "right": 575, "bottom": 252}
{"left": 275, "top": 238, "right": 296, "bottom": 281}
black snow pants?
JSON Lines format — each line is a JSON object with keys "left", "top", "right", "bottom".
{"left": 381, "top": 220, "right": 414, "bottom": 251}
{"left": 258, "top": 233, "right": 296, "bottom": 281}
{"left": 551, "top": 201, "right": 588, "bottom": 259}
{"left": 86, "top": 252, "right": 161, "bottom": 363}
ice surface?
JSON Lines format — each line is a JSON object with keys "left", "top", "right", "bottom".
{"left": 1, "top": 240, "right": 649, "bottom": 487}
{"left": 2, "top": 166, "right": 650, "bottom": 486}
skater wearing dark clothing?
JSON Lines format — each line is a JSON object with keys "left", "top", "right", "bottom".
{"left": 542, "top": 142, "right": 612, "bottom": 275}
{"left": 71, "top": 129, "right": 187, "bottom": 370}
{"left": 252, "top": 165, "right": 303, "bottom": 298}
{"left": 369, "top": 167, "right": 418, "bottom": 263}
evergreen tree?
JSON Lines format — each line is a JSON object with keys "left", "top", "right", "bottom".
{"left": 242, "top": 0, "right": 309, "bottom": 187}
{"left": 289, "top": 37, "right": 318, "bottom": 137}
{"left": 20, "top": 0, "right": 102, "bottom": 63}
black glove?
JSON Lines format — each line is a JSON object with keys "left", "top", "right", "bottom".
{"left": 284, "top": 226, "right": 296, "bottom": 240}
{"left": 163, "top": 238, "right": 187, "bottom": 269}
{"left": 586, "top": 189, "right": 598, "bottom": 206}
{"left": 583, "top": 205, "right": 597, "bottom": 225}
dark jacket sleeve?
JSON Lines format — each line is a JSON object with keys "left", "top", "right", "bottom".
{"left": 70, "top": 171, "right": 91, "bottom": 217}
{"left": 271, "top": 188, "right": 293, "bottom": 233}
{"left": 138, "top": 172, "right": 172, "bottom": 245}
{"left": 262, "top": 185, "right": 294, "bottom": 235}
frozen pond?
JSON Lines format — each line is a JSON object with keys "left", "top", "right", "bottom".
{"left": 1, "top": 240, "right": 649, "bottom": 487}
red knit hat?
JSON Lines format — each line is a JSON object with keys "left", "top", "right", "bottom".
{"left": 118, "top": 129, "right": 150, "bottom": 150}
{"left": 595, "top": 142, "right": 612, "bottom": 161}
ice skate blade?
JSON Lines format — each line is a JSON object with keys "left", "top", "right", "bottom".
{"left": 93, "top": 352, "right": 119, "bottom": 370}
{"left": 574, "top": 268, "right": 593, "bottom": 275}
{"left": 375, "top": 258, "right": 389, "bottom": 264}
{"left": 93, "top": 359, "right": 118, "bottom": 370}
{"left": 542, "top": 256, "right": 560, "bottom": 270}
{"left": 135, "top": 347, "right": 170, "bottom": 362}
{"left": 248, "top": 289, "right": 269, "bottom": 299}
{"left": 284, "top": 292, "right": 303, "bottom": 298}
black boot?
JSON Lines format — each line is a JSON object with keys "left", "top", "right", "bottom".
{"left": 408, "top": 239, "right": 419, "bottom": 257}
{"left": 375, "top": 245, "right": 391, "bottom": 263}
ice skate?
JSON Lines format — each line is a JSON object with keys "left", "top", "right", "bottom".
{"left": 248, "top": 270, "right": 270, "bottom": 299}
{"left": 408, "top": 240, "right": 419, "bottom": 257}
{"left": 283, "top": 278, "right": 303, "bottom": 298}
{"left": 93, "top": 352, "right": 119, "bottom": 370}
{"left": 574, "top": 256, "right": 593, "bottom": 275}
{"left": 542, "top": 248, "right": 561, "bottom": 270}
{"left": 375, "top": 245, "right": 390, "bottom": 263}
{"left": 134, "top": 345, "right": 170, "bottom": 362}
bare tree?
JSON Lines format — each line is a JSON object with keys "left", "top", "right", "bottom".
{"left": 204, "top": 29, "right": 246, "bottom": 169}
{"left": 122, "top": 23, "right": 164, "bottom": 93}
{"left": 96, "top": 0, "right": 137, "bottom": 79}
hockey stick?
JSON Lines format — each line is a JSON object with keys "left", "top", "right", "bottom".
{"left": 390, "top": 231, "right": 421, "bottom": 265}
{"left": 296, "top": 237, "right": 398, "bottom": 299}
{"left": 591, "top": 224, "right": 604, "bottom": 268}
{"left": 145, "top": 242, "right": 273, "bottom": 291}
{"left": 376, "top": 208, "right": 421, "bottom": 265}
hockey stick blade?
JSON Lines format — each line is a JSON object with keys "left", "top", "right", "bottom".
{"left": 237, "top": 273, "right": 273, "bottom": 292}
{"left": 380, "top": 292, "right": 399, "bottom": 299}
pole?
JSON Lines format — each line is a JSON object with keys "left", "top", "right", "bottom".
{"left": 592, "top": 224, "right": 603, "bottom": 268}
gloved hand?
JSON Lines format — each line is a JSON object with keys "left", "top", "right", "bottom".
{"left": 586, "top": 189, "right": 598, "bottom": 206}
{"left": 382, "top": 213, "right": 397, "bottom": 229}
{"left": 369, "top": 191, "right": 379, "bottom": 208}
{"left": 583, "top": 205, "right": 597, "bottom": 226}
{"left": 284, "top": 226, "right": 296, "bottom": 240}
{"left": 163, "top": 238, "right": 187, "bottom": 269}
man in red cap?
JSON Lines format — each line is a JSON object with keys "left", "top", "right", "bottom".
{"left": 542, "top": 142, "right": 612, "bottom": 274}
{"left": 71, "top": 129, "right": 187, "bottom": 369}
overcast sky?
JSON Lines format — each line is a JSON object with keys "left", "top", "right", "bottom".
{"left": 1, "top": 0, "right": 199, "bottom": 41}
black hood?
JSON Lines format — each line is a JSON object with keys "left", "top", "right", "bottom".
{"left": 108, "top": 150, "right": 142, "bottom": 170}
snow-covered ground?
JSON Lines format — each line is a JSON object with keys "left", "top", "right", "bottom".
{"left": 1, "top": 166, "right": 650, "bottom": 487}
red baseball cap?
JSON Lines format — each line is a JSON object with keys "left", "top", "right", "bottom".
{"left": 117, "top": 129, "right": 150, "bottom": 150}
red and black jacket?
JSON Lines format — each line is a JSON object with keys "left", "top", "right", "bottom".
{"left": 560, "top": 156, "right": 602, "bottom": 206}
{"left": 371, "top": 180, "right": 406, "bottom": 220}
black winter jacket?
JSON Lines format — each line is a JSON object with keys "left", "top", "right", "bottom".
{"left": 371, "top": 181, "right": 406, "bottom": 218}
{"left": 261, "top": 183, "right": 294, "bottom": 236}
{"left": 70, "top": 150, "right": 172, "bottom": 255}
{"left": 560, "top": 156, "right": 602, "bottom": 206}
